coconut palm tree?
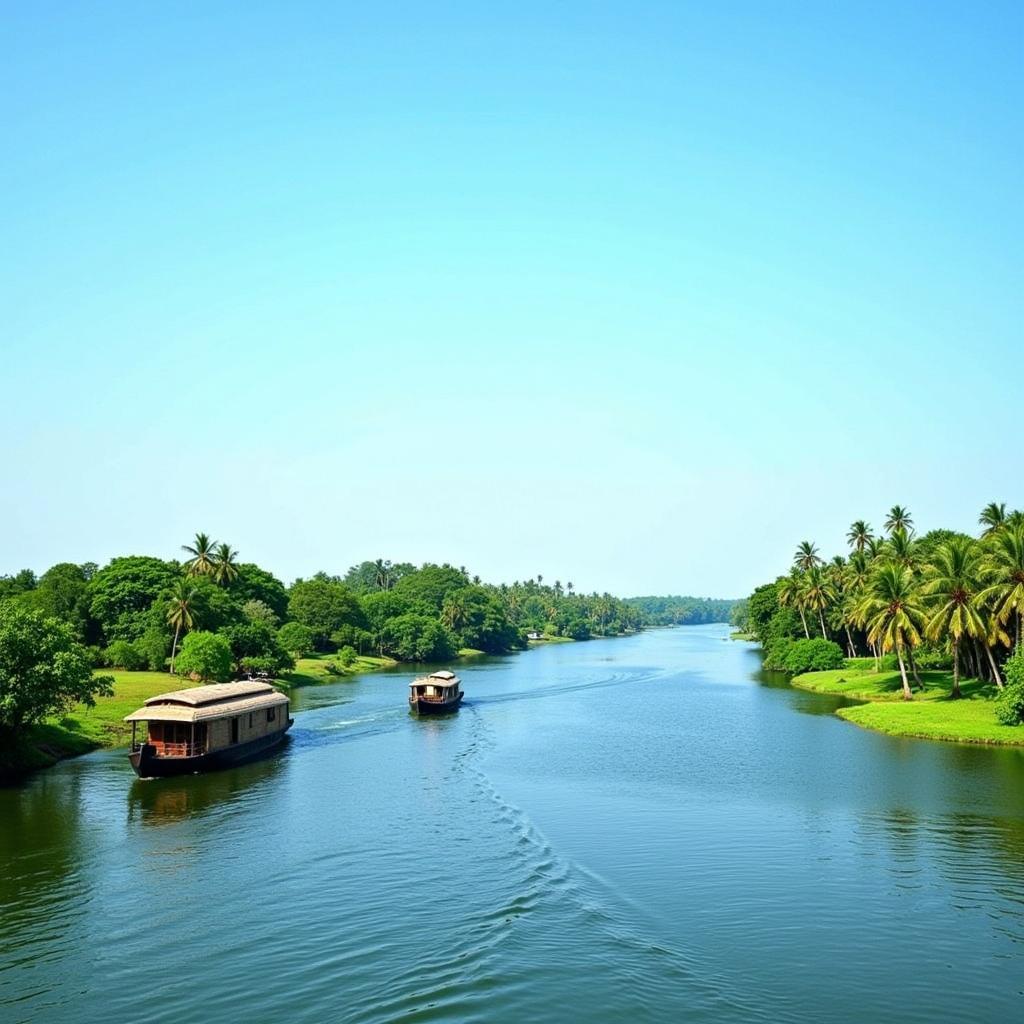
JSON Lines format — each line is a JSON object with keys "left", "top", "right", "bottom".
{"left": 858, "top": 563, "right": 925, "bottom": 700}
{"left": 213, "top": 543, "right": 240, "bottom": 585}
{"left": 801, "top": 566, "right": 836, "bottom": 639}
{"left": 979, "top": 502, "right": 1007, "bottom": 536}
{"left": 847, "top": 520, "right": 874, "bottom": 553}
{"left": 183, "top": 532, "right": 217, "bottom": 576}
{"left": 373, "top": 559, "right": 392, "bottom": 591}
{"left": 866, "top": 536, "right": 885, "bottom": 561}
{"left": 793, "top": 541, "right": 822, "bottom": 571}
{"left": 980, "top": 523, "right": 1024, "bottom": 650}
{"left": 778, "top": 569, "right": 810, "bottom": 639}
{"left": 884, "top": 505, "right": 914, "bottom": 536}
{"left": 886, "top": 528, "right": 920, "bottom": 572}
{"left": 922, "top": 538, "right": 986, "bottom": 698}
{"left": 166, "top": 578, "right": 197, "bottom": 674}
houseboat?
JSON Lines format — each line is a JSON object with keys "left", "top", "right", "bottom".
{"left": 409, "top": 670, "right": 463, "bottom": 715}
{"left": 124, "top": 680, "right": 293, "bottom": 778}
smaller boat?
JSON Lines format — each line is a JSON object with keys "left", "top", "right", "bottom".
{"left": 409, "top": 670, "right": 463, "bottom": 714}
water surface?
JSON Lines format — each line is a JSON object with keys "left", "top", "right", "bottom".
{"left": 2, "top": 625, "right": 1023, "bottom": 1022}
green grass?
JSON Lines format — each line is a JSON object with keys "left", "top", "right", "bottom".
{"left": 730, "top": 631, "right": 755, "bottom": 641}
{"left": 790, "top": 663, "right": 1024, "bottom": 746}
{"left": 279, "top": 652, "right": 397, "bottom": 687}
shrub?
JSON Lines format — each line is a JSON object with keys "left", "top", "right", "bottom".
{"left": 136, "top": 627, "right": 169, "bottom": 671}
{"left": 763, "top": 636, "right": 794, "bottom": 671}
{"left": 995, "top": 651, "right": 1024, "bottom": 726}
{"left": 337, "top": 645, "right": 357, "bottom": 667}
{"left": 914, "top": 646, "right": 953, "bottom": 670}
{"left": 783, "top": 638, "right": 845, "bottom": 674}
{"left": 174, "top": 631, "right": 233, "bottom": 683}
{"left": 240, "top": 655, "right": 290, "bottom": 677}
{"left": 104, "top": 639, "right": 144, "bottom": 671}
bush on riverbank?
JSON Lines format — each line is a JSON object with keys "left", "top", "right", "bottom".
{"left": 994, "top": 651, "right": 1024, "bottom": 725}
{"left": 764, "top": 637, "right": 845, "bottom": 674}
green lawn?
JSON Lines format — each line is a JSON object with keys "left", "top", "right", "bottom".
{"left": 280, "top": 652, "right": 397, "bottom": 687}
{"left": 790, "top": 663, "right": 1024, "bottom": 746}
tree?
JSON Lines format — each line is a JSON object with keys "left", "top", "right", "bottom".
{"left": 232, "top": 564, "right": 289, "bottom": 621}
{"left": 0, "top": 605, "right": 113, "bottom": 736}
{"left": 277, "top": 621, "right": 314, "bottom": 659}
{"left": 242, "top": 599, "right": 279, "bottom": 626}
{"left": 979, "top": 502, "right": 1007, "bottom": 536}
{"left": 847, "top": 521, "right": 874, "bottom": 553}
{"left": 922, "top": 538, "right": 987, "bottom": 698}
{"left": 174, "top": 631, "right": 233, "bottom": 683}
{"left": 858, "top": 563, "right": 925, "bottom": 700}
{"left": 777, "top": 571, "right": 810, "bottom": 639}
{"left": 980, "top": 523, "right": 1024, "bottom": 650}
{"left": 218, "top": 622, "right": 293, "bottom": 675}
{"left": 213, "top": 543, "right": 240, "bottom": 585}
{"left": 381, "top": 614, "right": 455, "bottom": 662}
{"left": 288, "top": 578, "right": 367, "bottom": 650}
{"left": 166, "top": 578, "right": 196, "bottom": 675}
{"left": 23, "top": 563, "right": 93, "bottom": 640}
{"left": 88, "top": 556, "right": 179, "bottom": 643}
{"left": 800, "top": 566, "right": 835, "bottom": 639}
{"left": 183, "top": 532, "right": 217, "bottom": 576}
{"left": 793, "top": 541, "right": 822, "bottom": 571}
{"left": 884, "top": 505, "right": 914, "bottom": 536}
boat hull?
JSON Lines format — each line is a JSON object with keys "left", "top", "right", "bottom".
{"left": 409, "top": 692, "right": 464, "bottom": 715}
{"left": 129, "top": 720, "right": 293, "bottom": 778}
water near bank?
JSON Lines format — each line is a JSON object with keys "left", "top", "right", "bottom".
{"left": 2, "top": 625, "right": 1023, "bottom": 1023}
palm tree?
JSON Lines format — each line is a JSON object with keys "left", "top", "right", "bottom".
{"left": 979, "top": 502, "right": 1007, "bottom": 536}
{"left": 183, "top": 532, "right": 217, "bottom": 576}
{"left": 884, "top": 505, "right": 914, "bottom": 536}
{"left": 213, "top": 543, "right": 239, "bottom": 585}
{"left": 922, "top": 538, "right": 986, "bottom": 698}
{"left": 373, "top": 559, "right": 392, "bottom": 591}
{"left": 886, "top": 528, "right": 919, "bottom": 572}
{"left": 166, "top": 579, "right": 196, "bottom": 674}
{"left": 793, "top": 541, "right": 822, "bottom": 571}
{"left": 847, "top": 520, "right": 874, "bottom": 553}
{"left": 980, "top": 523, "right": 1024, "bottom": 650}
{"left": 778, "top": 569, "right": 810, "bottom": 639}
{"left": 801, "top": 566, "right": 836, "bottom": 639}
{"left": 858, "top": 563, "right": 925, "bottom": 700}
{"left": 866, "top": 536, "right": 885, "bottom": 561}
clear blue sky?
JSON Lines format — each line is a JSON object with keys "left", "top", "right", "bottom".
{"left": 3, "top": 2, "right": 1021, "bottom": 597}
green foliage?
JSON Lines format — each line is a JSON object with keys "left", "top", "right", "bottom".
{"left": 103, "top": 639, "right": 144, "bottom": 671}
{"left": 174, "top": 631, "right": 233, "bottom": 683}
{"left": 343, "top": 559, "right": 416, "bottom": 594}
{"left": 288, "top": 577, "right": 367, "bottom": 650}
{"left": 746, "top": 582, "right": 783, "bottom": 641}
{"left": 381, "top": 614, "right": 455, "bottom": 662}
{"left": 218, "top": 621, "right": 294, "bottom": 674}
{"left": 242, "top": 599, "right": 279, "bottom": 626}
{"left": 88, "top": 556, "right": 180, "bottom": 642}
{"left": 135, "top": 627, "right": 170, "bottom": 671}
{"left": 995, "top": 651, "right": 1024, "bottom": 726}
{"left": 232, "top": 564, "right": 289, "bottom": 621}
{"left": 0, "top": 605, "right": 113, "bottom": 733}
{"left": 625, "top": 595, "right": 736, "bottom": 626}
{"left": 764, "top": 637, "right": 844, "bottom": 674}
{"left": 277, "top": 621, "right": 314, "bottom": 658}
{"left": 337, "top": 645, "right": 357, "bottom": 667}
{"left": 393, "top": 564, "right": 470, "bottom": 613}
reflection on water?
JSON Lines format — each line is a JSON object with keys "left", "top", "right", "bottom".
{"left": 1, "top": 626, "right": 1023, "bottom": 1024}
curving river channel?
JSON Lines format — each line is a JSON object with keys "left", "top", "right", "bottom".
{"left": 2, "top": 624, "right": 1023, "bottom": 1023}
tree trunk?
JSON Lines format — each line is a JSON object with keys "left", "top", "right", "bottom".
{"left": 908, "top": 648, "right": 924, "bottom": 690}
{"left": 170, "top": 622, "right": 182, "bottom": 674}
{"left": 984, "top": 644, "right": 1004, "bottom": 689}
{"left": 818, "top": 609, "right": 828, "bottom": 640}
{"left": 897, "top": 648, "right": 913, "bottom": 700}
{"left": 872, "top": 641, "right": 880, "bottom": 673}
{"left": 951, "top": 639, "right": 961, "bottom": 699}
{"left": 798, "top": 607, "right": 810, "bottom": 640}
{"left": 844, "top": 624, "right": 856, "bottom": 658}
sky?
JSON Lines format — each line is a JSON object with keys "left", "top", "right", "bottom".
{"left": 2, "top": 1, "right": 1022, "bottom": 598}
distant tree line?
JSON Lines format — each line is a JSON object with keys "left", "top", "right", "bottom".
{"left": 624, "top": 595, "right": 736, "bottom": 627}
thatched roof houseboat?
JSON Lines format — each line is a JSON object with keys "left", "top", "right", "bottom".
{"left": 409, "top": 670, "right": 463, "bottom": 715}
{"left": 125, "top": 680, "right": 292, "bottom": 778}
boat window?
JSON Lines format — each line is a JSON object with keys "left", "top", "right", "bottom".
{"left": 267, "top": 706, "right": 276, "bottom": 723}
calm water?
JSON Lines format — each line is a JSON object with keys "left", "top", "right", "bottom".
{"left": 3, "top": 625, "right": 1024, "bottom": 1023}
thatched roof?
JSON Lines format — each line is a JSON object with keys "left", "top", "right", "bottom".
{"left": 143, "top": 680, "right": 274, "bottom": 708}
{"left": 428, "top": 670, "right": 457, "bottom": 681}
{"left": 125, "top": 681, "right": 288, "bottom": 723}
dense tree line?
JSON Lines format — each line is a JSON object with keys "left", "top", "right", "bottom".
{"left": 0, "top": 544, "right": 655, "bottom": 742}
{"left": 737, "top": 503, "right": 1024, "bottom": 720}
{"left": 624, "top": 596, "right": 735, "bottom": 626}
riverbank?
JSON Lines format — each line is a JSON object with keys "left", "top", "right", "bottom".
{"left": 790, "top": 663, "right": 1024, "bottom": 746}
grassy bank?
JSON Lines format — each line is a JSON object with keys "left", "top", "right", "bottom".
{"left": 790, "top": 664, "right": 1024, "bottom": 746}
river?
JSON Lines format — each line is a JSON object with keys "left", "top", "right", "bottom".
{"left": 2, "top": 624, "right": 1023, "bottom": 1023}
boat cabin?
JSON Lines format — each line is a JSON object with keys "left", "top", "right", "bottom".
{"left": 124, "top": 680, "right": 292, "bottom": 777}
